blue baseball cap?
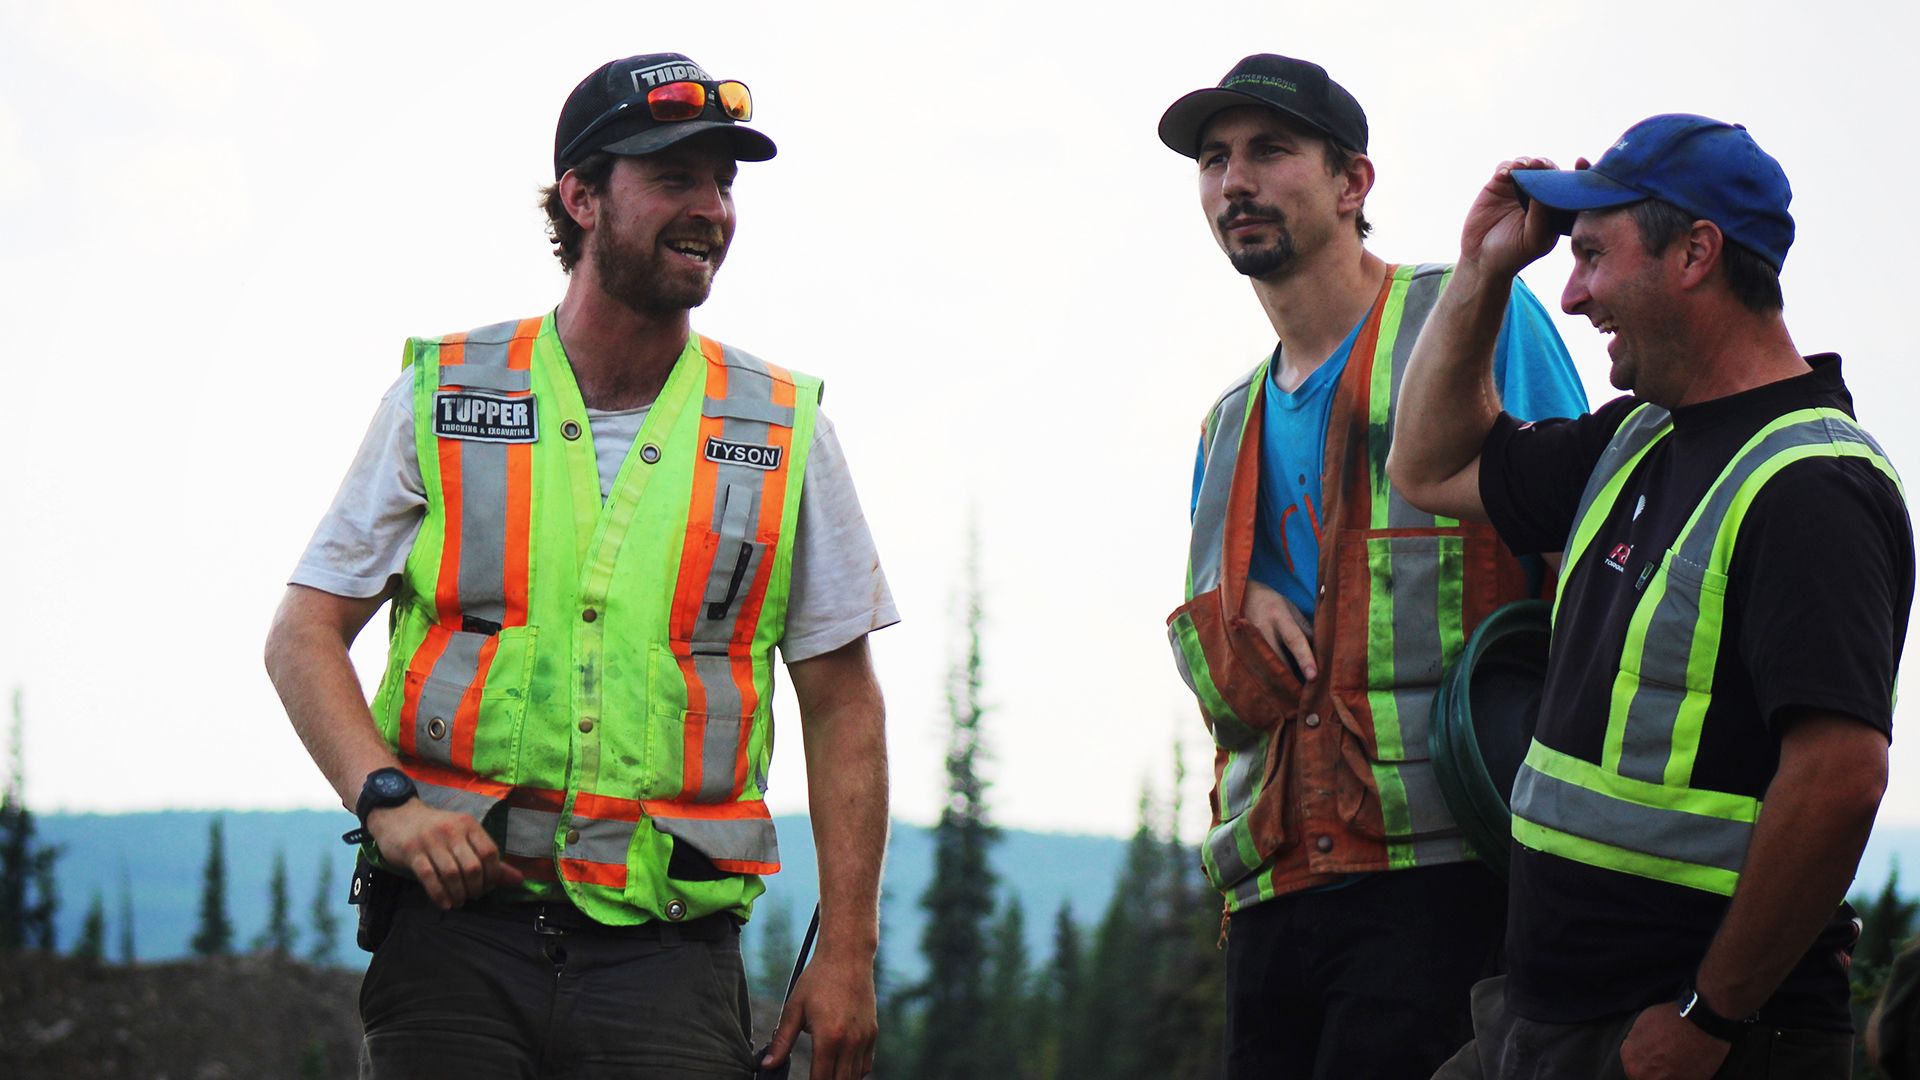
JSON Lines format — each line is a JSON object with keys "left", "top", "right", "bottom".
{"left": 1512, "top": 114, "right": 1794, "bottom": 271}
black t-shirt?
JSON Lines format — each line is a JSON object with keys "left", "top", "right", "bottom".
{"left": 1479, "top": 355, "right": 1914, "bottom": 1029}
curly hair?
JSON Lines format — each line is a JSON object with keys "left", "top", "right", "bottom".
{"left": 540, "top": 152, "right": 618, "bottom": 273}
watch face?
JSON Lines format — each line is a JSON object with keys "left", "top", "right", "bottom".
{"left": 368, "top": 769, "right": 414, "bottom": 803}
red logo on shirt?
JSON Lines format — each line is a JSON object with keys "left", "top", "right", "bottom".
{"left": 1604, "top": 542, "right": 1633, "bottom": 573}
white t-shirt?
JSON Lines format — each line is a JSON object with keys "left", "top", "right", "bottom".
{"left": 291, "top": 372, "right": 899, "bottom": 663}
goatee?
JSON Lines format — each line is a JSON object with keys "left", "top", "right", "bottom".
{"left": 1217, "top": 199, "right": 1298, "bottom": 280}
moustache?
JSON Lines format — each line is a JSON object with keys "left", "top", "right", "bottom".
{"left": 1216, "top": 200, "right": 1287, "bottom": 233}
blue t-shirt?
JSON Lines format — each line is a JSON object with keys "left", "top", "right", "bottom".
{"left": 1190, "top": 276, "right": 1588, "bottom": 619}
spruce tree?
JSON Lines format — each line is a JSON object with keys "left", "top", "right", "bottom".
{"left": 1041, "top": 903, "right": 1085, "bottom": 1080}
{"left": 117, "top": 858, "right": 136, "bottom": 964}
{"left": 254, "top": 848, "right": 294, "bottom": 956}
{"left": 1, "top": 688, "right": 61, "bottom": 952}
{"left": 911, "top": 547, "right": 1000, "bottom": 1080}
{"left": 190, "top": 816, "right": 233, "bottom": 957}
{"left": 308, "top": 849, "right": 340, "bottom": 965}
{"left": 75, "top": 890, "right": 106, "bottom": 964}
{"left": 981, "top": 898, "right": 1034, "bottom": 1079}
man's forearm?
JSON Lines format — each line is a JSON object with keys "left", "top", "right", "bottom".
{"left": 1695, "top": 714, "right": 1888, "bottom": 1016}
{"left": 1388, "top": 262, "right": 1511, "bottom": 506}
{"left": 264, "top": 585, "right": 399, "bottom": 810}
{"left": 792, "top": 640, "right": 889, "bottom": 961}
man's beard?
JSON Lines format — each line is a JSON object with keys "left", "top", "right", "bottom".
{"left": 1217, "top": 199, "right": 1297, "bottom": 279}
{"left": 591, "top": 224, "right": 723, "bottom": 315}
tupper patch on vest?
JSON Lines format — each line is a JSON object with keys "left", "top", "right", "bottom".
{"left": 433, "top": 392, "right": 538, "bottom": 443}
{"left": 703, "top": 435, "right": 782, "bottom": 470}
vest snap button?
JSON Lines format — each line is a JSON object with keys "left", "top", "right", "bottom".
{"left": 640, "top": 443, "right": 661, "bottom": 465}
{"left": 1304, "top": 713, "right": 1321, "bottom": 729}
{"left": 1315, "top": 835, "right": 1333, "bottom": 853}
{"left": 562, "top": 420, "right": 582, "bottom": 440}
{"left": 578, "top": 718, "right": 595, "bottom": 734}
{"left": 566, "top": 829, "right": 581, "bottom": 845}
{"left": 427, "top": 717, "right": 447, "bottom": 740}
{"left": 665, "top": 899, "right": 687, "bottom": 921}
{"left": 582, "top": 608, "right": 597, "bottom": 623}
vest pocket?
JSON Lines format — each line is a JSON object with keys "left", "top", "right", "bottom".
{"left": 399, "top": 623, "right": 537, "bottom": 772}
{"left": 1619, "top": 549, "right": 1725, "bottom": 694}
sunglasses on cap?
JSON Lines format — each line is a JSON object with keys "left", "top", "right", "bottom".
{"left": 558, "top": 80, "right": 754, "bottom": 167}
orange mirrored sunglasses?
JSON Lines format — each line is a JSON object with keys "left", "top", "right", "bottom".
{"left": 645, "top": 80, "right": 752, "bottom": 122}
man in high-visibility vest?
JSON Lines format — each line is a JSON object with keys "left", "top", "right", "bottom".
{"left": 1391, "top": 115, "right": 1913, "bottom": 1079}
{"left": 264, "top": 52, "right": 896, "bottom": 1080}
{"left": 1159, "top": 54, "right": 1587, "bottom": 1078}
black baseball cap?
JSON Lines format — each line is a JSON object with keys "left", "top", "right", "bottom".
{"left": 553, "top": 52, "right": 777, "bottom": 179}
{"left": 1158, "top": 54, "right": 1368, "bottom": 159}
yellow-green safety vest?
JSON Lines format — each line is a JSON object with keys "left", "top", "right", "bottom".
{"left": 368, "top": 313, "right": 819, "bottom": 924}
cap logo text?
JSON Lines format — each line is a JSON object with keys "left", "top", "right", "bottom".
{"left": 631, "top": 60, "right": 713, "bottom": 90}
{"left": 434, "top": 391, "right": 538, "bottom": 443}
{"left": 704, "top": 435, "right": 782, "bottom": 470}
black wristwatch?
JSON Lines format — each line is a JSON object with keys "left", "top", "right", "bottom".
{"left": 1676, "top": 983, "right": 1755, "bottom": 1042}
{"left": 341, "top": 767, "right": 419, "bottom": 846}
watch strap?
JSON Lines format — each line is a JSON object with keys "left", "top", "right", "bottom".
{"left": 1676, "top": 984, "right": 1754, "bottom": 1042}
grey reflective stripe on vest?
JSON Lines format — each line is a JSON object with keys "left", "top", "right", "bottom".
{"left": 440, "top": 364, "right": 532, "bottom": 393}
{"left": 567, "top": 816, "right": 639, "bottom": 866}
{"left": 652, "top": 813, "right": 779, "bottom": 867}
{"left": 1185, "top": 366, "right": 1259, "bottom": 598}
{"left": 1380, "top": 266, "right": 1454, "bottom": 529}
{"left": 1617, "top": 413, "right": 1887, "bottom": 783}
{"left": 504, "top": 804, "right": 562, "bottom": 862}
{"left": 411, "top": 629, "right": 491, "bottom": 766}
{"left": 686, "top": 343, "right": 787, "bottom": 806}
{"left": 1511, "top": 756, "right": 1751, "bottom": 873}
{"left": 415, "top": 776, "right": 502, "bottom": 823}
{"left": 446, "top": 320, "right": 521, "bottom": 628}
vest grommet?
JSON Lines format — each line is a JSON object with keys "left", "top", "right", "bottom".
{"left": 665, "top": 899, "right": 687, "bottom": 921}
{"left": 578, "top": 718, "right": 595, "bottom": 734}
{"left": 582, "top": 608, "right": 597, "bottom": 623}
{"left": 640, "top": 443, "right": 661, "bottom": 465}
{"left": 562, "top": 420, "right": 582, "bottom": 441}
{"left": 1304, "top": 713, "right": 1321, "bottom": 729}
{"left": 427, "top": 717, "right": 447, "bottom": 740}
{"left": 565, "top": 828, "right": 580, "bottom": 845}
{"left": 1315, "top": 835, "right": 1333, "bottom": 853}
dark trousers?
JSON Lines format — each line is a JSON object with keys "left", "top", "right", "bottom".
{"left": 358, "top": 899, "right": 756, "bottom": 1079}
{"left": 1224, "top": 861, "right": 1507, "bottom": 1080}
{"left": 1431, "top": 976, "right": 1853, "bottom": 1080}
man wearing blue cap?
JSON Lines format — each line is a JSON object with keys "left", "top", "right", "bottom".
{"left": 266, "top": 52, "right": 894, "bottom": 1079}
{"left": 1390, "top": 115, "right": 1914, "bottom": 1078}
{"left": 1159, "top": 54, "right": 1587, "bottom": 1078}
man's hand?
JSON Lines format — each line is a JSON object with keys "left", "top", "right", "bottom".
{"left": 367, "top": 798, "right": 522, "bottom": 909}
{"left": 1242, "top": 578, "right": 1316, "bottom": 682}
{"left": 760, "top": 951, "right": 877, "bottom": 1079}
{"left": 1458, "top": 156, "right": 1575, "bottom": 282}
{"left": 1618, "top": 1003, "right": 1733, "bottom": 1080}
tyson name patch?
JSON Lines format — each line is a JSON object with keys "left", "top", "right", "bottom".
{"left": 434, "top": 392, "right": 538, "bottom": 443}
{"left": 704, "top": 435, "right": 782, "bottom": 470}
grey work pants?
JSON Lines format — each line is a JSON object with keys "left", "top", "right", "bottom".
{"left": 358, "top": 901, "right": 756, "bottom": 1079}
{"left": 1432, "top": 976, "right": 1851, "bottom": 1080}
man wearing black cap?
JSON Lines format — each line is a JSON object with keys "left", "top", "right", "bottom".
{"left": 265, "top": 52, "right": 894, "bottom": 1079}
{"left": 1390, "top": 115, "right": 1912, "bottom": 1078}
{"left": 1161, "top": 54, "right": 1587, "bottom": 1078}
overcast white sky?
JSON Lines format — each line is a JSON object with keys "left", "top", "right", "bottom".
{"left": 5, "top": 0, "right": 1917, "bottom": 844}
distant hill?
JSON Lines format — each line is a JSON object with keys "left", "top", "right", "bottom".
{"left": 35, "top": 810, "right": 1920, "bottom": 982}
{"left": 34, "top": 810, "right": 1130, "bottom": 984}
